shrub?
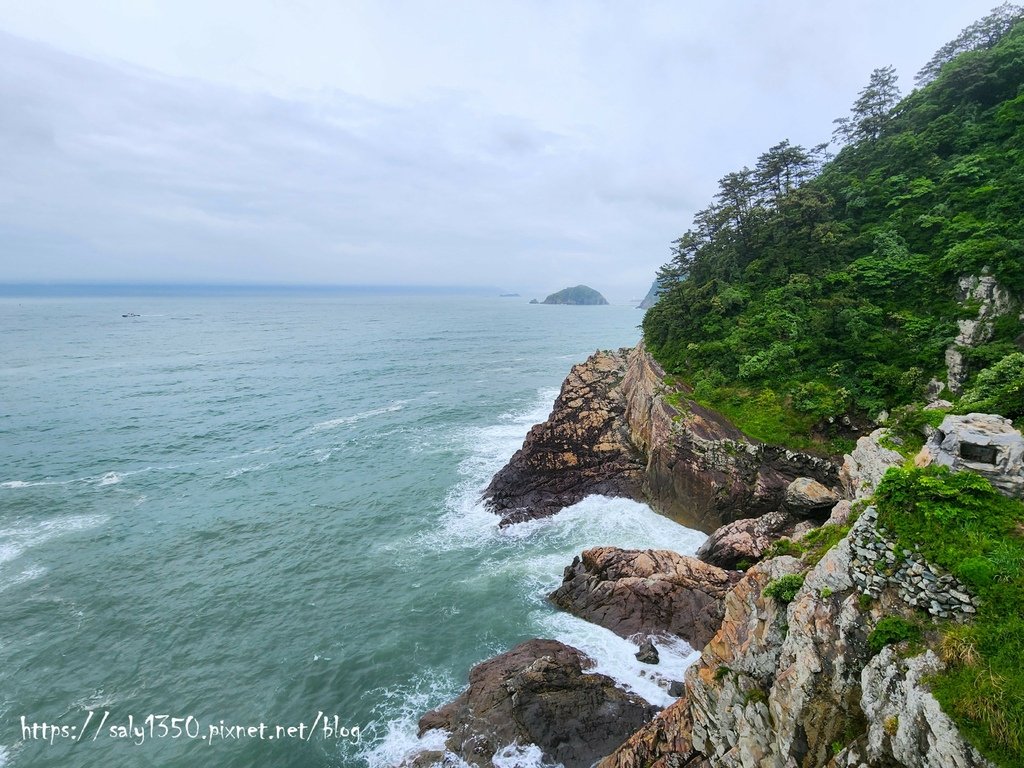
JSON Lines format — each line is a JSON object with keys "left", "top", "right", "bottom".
{"left": 764, "top": 538, "right": 803, "bottom": 559}
{"left": 868, "top": 616, "right": 921, "bottom": 654}
{"left": 764, "top": 574, "right": 806, "bottom": 603}
{"left": 959, "top": 352, "right": 1024, "bottom": 421}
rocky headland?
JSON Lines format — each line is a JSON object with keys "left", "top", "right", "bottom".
{"left": 402, "top": 342, "right": 1024, "bottom": 768}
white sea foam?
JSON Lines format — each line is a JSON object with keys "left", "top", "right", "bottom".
{"left": 0, "top": 744, "right": 10, "bottom": 768}
{"left": 1, "top": 479, "right": 59, "bottom": 489}
{"left": 360, "top": 670, "right": 466, "bottom": 768}
{"left": 0, "top": 565, "right": 47, "bottom": 594}
{"left": 97, "top": 471, "right": 123, "bottom": 486}
{"left": 225, "top": 464, "right": 267, "bottom": 479}
{"left": 0, "top": 515, "right": 108, "bottom": 567}
{"left": 311, "top": 401, "right": 408, "bottom": 432}
{"left": 492, "top": 743, "right": 561, "bottom": 768}
{"left": 539, "top": 612, "right": 699, "bottom": 708}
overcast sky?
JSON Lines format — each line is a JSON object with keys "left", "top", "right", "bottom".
{"left": 0, "top": 1, "right": 1000, "bottom": 300}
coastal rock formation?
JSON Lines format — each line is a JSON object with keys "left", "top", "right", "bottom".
{"left": 783, "top": 477, "right": 840, "bottom": 517}
{"left": 549, "top": 547, "right": 741, "bottom": 650}
{"left": 483, "top": 349, "right": 645, "bottom": 525}
{"left": 638, "top": 280, "right": 661, "bottom": 309}
{"left": 600, "top": 513, "right": 992, "bottom": 768}
{"left": 540, "top": 285, "right": 610, "bottom": 305}
{"left": 413, "top": 639, "right": 656, "bottom": 768}
{"left": 917, "top": 412, "right": 1024, "bottom": 498}
{"left": 839, "top": 428, "right": 905, "bottom": 498}
{"left": 694, "top": 509, "right": 794, "bottom": 569}
{"left": 487, "top": 343, "right": 841, "bottom": 531}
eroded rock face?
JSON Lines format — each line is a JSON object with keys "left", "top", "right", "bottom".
{"left": 695, "top": 509, "right": 795, "bottom": 569}
{"left": 488, "top": 343, "right": 840, "bottom": 532}
{"left": 840, "top": 428, "right": 904, "bottom": 498}
{"left": 784, "top": 477, "right": 841, "bottom": 518}
{"left": 918, "top": 412, "right": 1024, "bottom": 498}
{"left": 415, "top": 639, "right": 656, "bottom": 768}
{"left": 856, "top": 648, "right": 994, "bottom": 768}
{"left": 549, "top": 547, "right": 741, "bottom": 650}
{"left": 482, "top": 349, "right": 646, "bottom": 526}
{"left": 945, "top": 274, "right": 1018, "bottom": 395}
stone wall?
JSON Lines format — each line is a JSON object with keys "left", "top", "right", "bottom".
{"left": 848, "top": 506, "right": 978, "bottom": 620}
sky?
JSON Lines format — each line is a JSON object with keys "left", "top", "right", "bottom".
{"left": 0, "top": 1, "right": 1002, "bottom": 301}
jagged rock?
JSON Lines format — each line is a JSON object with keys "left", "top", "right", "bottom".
{"left": 549, "top": 547, "right": 741, "bottom": 650}
{"left": 827, "top": 500, "right": 853, "bottom": 526}
{"left": 636, "top": 638, "right": 660, "bottom": 664}
{"left": 860, "top": 648, "right": 995, "bottom": 767}
{"left": 695, "top": 509, "right": 795, "bottom": 569}
{"left": 784, "top": 477, "right": 841, "bottom": 518}
{"left": 619, "top": 344, "right": 839, "bottom": 531}
{"left": 483, "top": 349, "right": 645, "bottom": 525}
{"left": 917, "top": 413, "right": 1024, "bottom": 498}
{"left": 924, "top": 398, "right": 953, "bottom": 411}
{"left": 486, "top": 344, "right": 839, "bottom": 531}
{"left": 840, "top": 428, "right": 905, "bottom": 498}
{"left": 946, "top": 273, "right": 1018, "bottom": 394}
{"left": 415, "top": 639, "right": 656, "bottom": 768}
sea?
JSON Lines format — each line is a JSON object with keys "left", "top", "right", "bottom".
{"left": 0, "top": 290, "right": 707, "bottom": 768}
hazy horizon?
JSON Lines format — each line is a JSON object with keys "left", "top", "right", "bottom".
{"left": 0, "top": 1, "right": 1001, "bottom": 303}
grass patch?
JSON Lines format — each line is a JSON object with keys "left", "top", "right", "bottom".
{"left": 764, "top": 574, "right": 805, "bottom": 603}
{"left": 875, "top": 465, "right": 1024, "bottom": 767}
{"left": 868, "top": 616, "right": 921, "bottom": 655}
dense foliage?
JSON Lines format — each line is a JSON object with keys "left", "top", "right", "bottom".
{"left": 644, "top": 9, "right": 1024, "bottom": 449}
{"left": 875, "top": 466, "right": 1024, "bottom": 766}
{"left": 540, "top": 285, "right": 609, "bottom": 305}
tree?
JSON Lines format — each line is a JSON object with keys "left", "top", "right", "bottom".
{"left": 915, "top": 2, "right": 1024, "bottom": 87}
{"left": 832, "top": 66, "right": 902, "bottom": 145}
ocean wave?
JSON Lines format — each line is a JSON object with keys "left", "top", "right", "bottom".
{"left": 311, "top": 401, "right": 408, "bottom": 432}
{"left": 359, "top": 670, "right": 464, "bottom": 768}
{"left": 0, "top": 514, "right": 108, "bottom": 567}
{"left": 97, "top": 471, "right": 123, "bottom": 486}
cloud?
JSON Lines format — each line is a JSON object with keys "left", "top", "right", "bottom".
{"left": 0, "top": 2, "right": 1002, "bottom": 299}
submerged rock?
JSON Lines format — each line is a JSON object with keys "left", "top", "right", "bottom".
{"left": 635, "top": 637, "right": 660, "bottom": 665}
{"left": 549, "top": 547, "right": 740, "bottom": 650}
{"left": 415, "top": 639, "right": 656, "bottom": 768}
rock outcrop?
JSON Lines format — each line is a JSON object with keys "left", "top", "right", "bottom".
{"left": 483, "top": 349, "right": 645, "bottom": 525}
{"left": 414, "top": 639, "right": 656, "bottom": 768}
{"left": 694, "top": 509, "right": 795, "bottom": 569}
{"left": 917, "top": 412, "right": 1024, "bottom": 498}
{"left": 944, "top": 272, "right": 1019, "bottom": 395}
{"left": 487, "top": 344, "right": 841, "bottom": 531}
{"left": 783, "top": 477, "right": 841, "bottom": 518}
{"left": 549, "top": 547, "right": 741, "bottom": 650}
{"left": 600, "top": 512, "right": 994, "bottom": 768}
{"left": 839, "top": 428, "right": 905, "bottom": 498}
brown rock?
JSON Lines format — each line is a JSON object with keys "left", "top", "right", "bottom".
{"left": 783, "top": 477, "right": 841, "bottom": 518}
{"left": 415, "top": 639, "right": 656, "bottom": 768}
{"left": 483, "top": 349, "right": 645, "bottom": 526}
{"left": 549, "top": 547, "right": 741, "bottom": 650}
{"left": 694, "top": 509, "right": 795, "bottom": 569}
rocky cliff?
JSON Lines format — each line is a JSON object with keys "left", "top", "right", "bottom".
{"left": 485, "top": 344, "right": 839, "bottom": 531}
{"left": 407, "top": 344, "right": 1018, "bottom": 768}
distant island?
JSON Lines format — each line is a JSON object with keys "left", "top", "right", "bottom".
{"left": 499, "top": 293, "right": 520, "bottom": 297}
{"left": 538, "top": 285, "right": 609, "bottom": 305}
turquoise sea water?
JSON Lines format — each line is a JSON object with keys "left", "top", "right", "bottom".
{"left": 0, "top": 293, "right": 705, "bottom": 768}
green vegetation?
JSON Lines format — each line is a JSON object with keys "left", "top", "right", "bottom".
{"left": 867, "top": 616, "right": 921, "bottom": 654}
{"left": 743, "top": 688, "right": 768, "bottom": 706}
{"left": 958, "top": 351, "right": 1024, "bottom": 420}
{"left": 763, "top": 573, "right": 806, "bottom": 603}
{"left": 875, "top": 465, "right": 1024, "bottom": 766}
{"left": 643, "top": 7, "right": 1024, "bottom": 449}
{"left": 540, "top": 285, "right": 609, "bottom": 305}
